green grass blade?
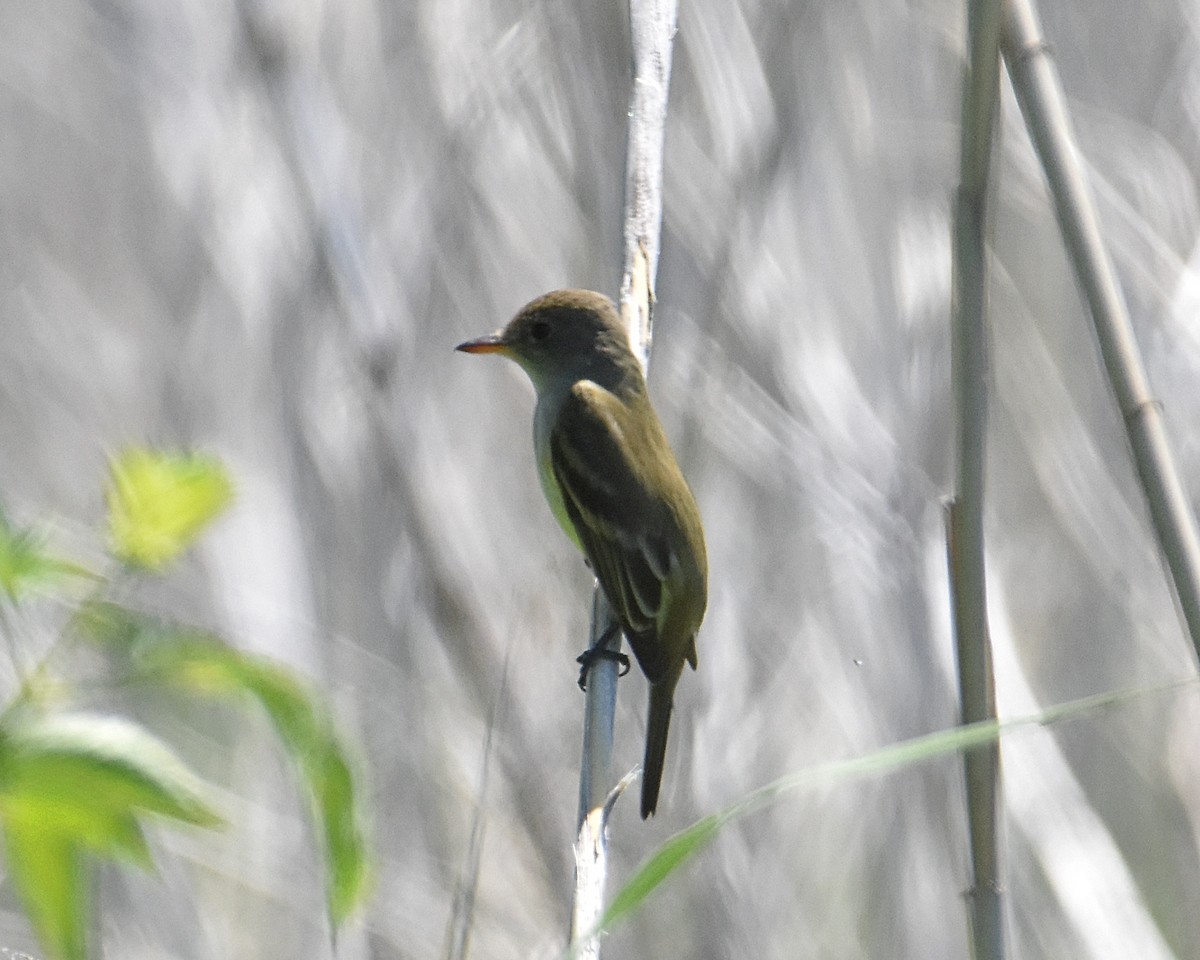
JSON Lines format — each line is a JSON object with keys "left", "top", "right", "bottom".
{"left": 600, "top": 811, "right": 725, "bottom": 932}
{"left": 583, "top": 678, "right": 1195, "bottom": 946}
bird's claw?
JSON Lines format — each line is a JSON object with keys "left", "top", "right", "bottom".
{"left": 576, "top": 647, "right": 631, "bottom": 690}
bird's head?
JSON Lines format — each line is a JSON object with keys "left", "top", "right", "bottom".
{"left": 456, "top": 289, "right": 636, "bottom": 393}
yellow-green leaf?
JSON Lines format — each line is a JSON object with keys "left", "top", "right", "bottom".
{"left": 306, "top": 732, "right": 369, "bottom": 922}
{"left": 0, "top": 713, "right": 221, "bottom": 960}
{"left": 4, "top": 822, "right": 88, "bottom": 960}
{"left": 3, "top": 793, "right": 153, "bottom": 867}
{"left": 0, "top": 713, "right": 222, "bottom": 832}
{"left": 106, "top": 449, "right": 233, "bottom": 570}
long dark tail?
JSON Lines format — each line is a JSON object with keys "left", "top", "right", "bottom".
{"left": 641, "top": 681, "right": 675, "bottom": 819}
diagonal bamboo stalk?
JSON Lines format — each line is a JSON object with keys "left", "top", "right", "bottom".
{"left": 570, "top": 0, "right": 678, "bottom": 956}
{"left": 1001, "top": 0, "right": 1200, "bottom": 666}
{"left": 948, "top": 1, "right": 1008, "bottom": 957}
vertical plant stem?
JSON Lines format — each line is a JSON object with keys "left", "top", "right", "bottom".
{"left": 950, "top": 1, "right": 1007, "bottom": 958}
{"left": 577, "top": 589, "right": 621, "bottom": 826}
{"left": 570, "top": 0, "right": 678, "bottom": 955}
{"left": 1002, "top": 0, "right": 1200, "bottom": 666}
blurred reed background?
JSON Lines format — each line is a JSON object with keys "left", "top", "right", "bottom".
{"left": 2, "top": 1, "right": 1200, "bottom": 957}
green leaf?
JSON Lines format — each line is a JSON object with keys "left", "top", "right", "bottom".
{"left": 106, "top": 449, "right": 233, "bottom": 571}
{"left": 136, "top": 639, "right": 371, "bottom": 922}
{"left": 304, "top": 726, "right": 368, "bottom": 922}
{"left": 0, "top": 713, "right": 222, "bottom": 960}
{"left": 3, "top": 792, "right": 153, "bottom": 867}
{"left": 4, "top": 822, "right": 88, "bottom": 960}
{"left": 75, "top": 606, "right": 372, "bottom": 918}
{"left": 0, "top": 713, "right": 222, "bottom": 832}
{"left": 0, "top": 512, "right": 89, "bottom": 601}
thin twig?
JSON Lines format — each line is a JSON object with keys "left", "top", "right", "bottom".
{"left": 571, "top": 0, "right": 678, "bottom": 954}
{"left": 569, "top": 770, "right": 638, "bottom": 960}
{"left": 1002, "top": 0, "right": 1200, "bottom": 667}
{"left": 950, "top": 0, "right": 1007, "bottom": 957}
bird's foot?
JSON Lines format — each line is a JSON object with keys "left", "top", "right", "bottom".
{"left": 576, "top": 625, "right": 630, "bottom": 690}
{"left": 576, "top": 649, "right": 630, "bottom": 689}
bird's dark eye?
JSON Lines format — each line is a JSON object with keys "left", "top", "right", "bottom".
{"left": 529, "top": 320, "right": 551, "bottom": 342}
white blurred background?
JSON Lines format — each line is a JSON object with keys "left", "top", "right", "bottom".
{"left": 2, "top": 1, "right": 1200, "bottom": 957}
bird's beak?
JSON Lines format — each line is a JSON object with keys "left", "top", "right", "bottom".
{"left": 456, "top": 332, "right": 510, "bottom": 355}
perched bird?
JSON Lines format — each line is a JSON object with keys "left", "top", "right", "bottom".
{"left": 457, "top": 289, "right": 707, "bottom": 818}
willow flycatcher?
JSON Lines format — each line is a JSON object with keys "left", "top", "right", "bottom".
{"left": 457, "top": 289, "right": 707, "bottom": 818}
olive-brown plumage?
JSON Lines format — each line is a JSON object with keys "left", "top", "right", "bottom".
{"left": 457, "top": 290, "right": 707, "bottom": 818}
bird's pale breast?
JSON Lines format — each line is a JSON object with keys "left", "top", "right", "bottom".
{"left": 533, "top": 383, "right": 585, "bottom": 552}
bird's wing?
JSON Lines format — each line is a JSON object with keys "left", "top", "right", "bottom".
{"left": 549, "top": 381, "right": 676, "bottom": 680}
